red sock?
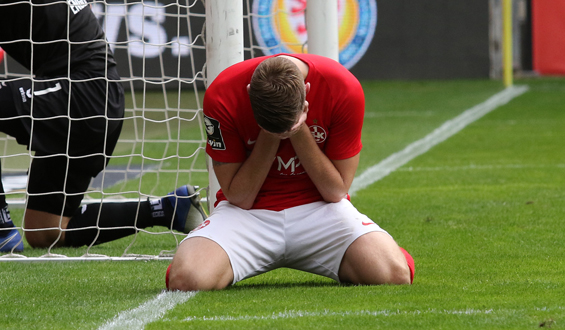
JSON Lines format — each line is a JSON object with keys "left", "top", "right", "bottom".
{"left": 166, "top": 264, "right": 172, "bottom": 290}
{"left": 399, "top": 247, "right": 415, "bottom": 284}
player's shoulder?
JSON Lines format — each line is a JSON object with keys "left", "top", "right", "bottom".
{"left": 215, "top": 57, "right": 265, "bottom": 81}
{"left": 205, "top": 57, "right": 266, "bottom": 109}
{"left": 296, "top": 54, "right": 360, "bottom": 86}
{"left": 295, "top": 54, "right": 350, "bottom": 73}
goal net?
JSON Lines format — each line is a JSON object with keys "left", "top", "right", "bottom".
{"left": 0, "top": 0, "right": 360, "bottom": 261}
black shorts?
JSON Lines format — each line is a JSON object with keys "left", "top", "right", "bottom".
{"left": 0, "top": 71, "right": 124, "bottom": 216}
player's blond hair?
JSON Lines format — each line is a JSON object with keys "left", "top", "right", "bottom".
{"left": 248, "top": 56, "right": 305, "bottom": 134}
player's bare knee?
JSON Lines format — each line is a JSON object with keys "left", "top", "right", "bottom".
{"left": 168, "top": 264, "right": 226, "bottom": 291}
{"left": 365, "top": 254, "right": 411, "bottom": 285}
{"left": 167, "top": 268, "right": 194, "bottom": 291}
{"left": 386, "top": 259, "right": 411, "bottom": 285}
{"left": 342, "top": 252, "right": 411, "bottom": 285}
{"left": 23, "top": 210, "right": 69, "bottom": 248}
{"left": 24, "top": 231, "right": 42, "bottom": 248}
{"left": 24, "top": 231, "right": 58, "bottom": 248}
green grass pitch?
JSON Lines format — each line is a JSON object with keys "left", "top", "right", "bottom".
{"left": 1, "top": 77, "right": 564, "bottom": 329}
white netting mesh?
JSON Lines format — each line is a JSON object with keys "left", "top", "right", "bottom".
{"left": 90, "top": 0, "right": 208, "bottom": 198}
{"left": 0, "top": 0, "right": 212, "bottom": 259}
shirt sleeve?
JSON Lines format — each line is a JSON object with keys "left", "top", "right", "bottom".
{"left": 203, "top": 87, "right": 247, "bottom": 164}
{"left": 324, "top": 74, "right": 364, "bottom": 160}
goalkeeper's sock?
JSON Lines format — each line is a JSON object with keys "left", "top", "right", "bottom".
{"left": 0, "top": 204, "right": 24, "bottom": 252}
{"left": 0, "top": 204, "right": 12, "bottom": 226}
{"left": 64, "top": 200, "right": 174, "bottom": 247}
{"left": 0, "top": 204, "right": 16, "bottom": 236}
{"left": 0, "top": 180, "right": 11, "bottom": 237}
{"left": 0, "top": 169, "right": 23, "bottom": 251}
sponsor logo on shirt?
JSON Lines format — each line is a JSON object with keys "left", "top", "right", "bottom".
{"left": 204, "top": 115, "right": 226, "bottom": 150}
{"left": 18, "top": 87, "right": 27, "bottom": 103}
{"left": 17, "top": 83, "right": 63, "bottom": 104}
{"left": 276, "top": 155, "right": 303, "bottom": 175}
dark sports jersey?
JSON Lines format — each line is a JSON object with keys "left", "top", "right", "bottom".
{"left": 0, "top": 0, "right": 117, "bottom": 78}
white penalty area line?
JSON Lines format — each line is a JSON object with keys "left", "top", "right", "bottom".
{"left": 98, "top": 85, "right": 528, "bottom": 330}
{"left": 98, "top": 291, "right": 197, "bottom": 330}
{"left": 177, "top": 306, "right": 565, "bottom": 323}
{"left": 177, "top": 308, "right": 495, "bottom": 322}
{"left": 349, "top": 85, "right": 529, "bottom": 196}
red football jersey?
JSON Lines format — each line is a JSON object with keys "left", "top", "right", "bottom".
{"left": 204, "top": 54, "right": 364, "bottom": 211}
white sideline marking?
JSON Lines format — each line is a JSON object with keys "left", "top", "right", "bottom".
{"left": 98, "top": 291, "right": 197, "bottom": 330}
{"left": 350, "top": 85, "right": 529, "bottom": 196}
{"left": 398, "top": 163, "right": 565, "bottom": 172}
{"left": 365, "top": 110, "right": 436, "bottom": 118}
{"left": 179, "top": 308, "right": 495, "bottom": 322}
{"left": 100, "top": 85, "right": 528, "bottom": 328}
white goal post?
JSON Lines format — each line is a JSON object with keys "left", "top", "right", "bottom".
{"left": 0, "top": 0, "right": 339, "bottom": 261}
{"left": 204, "top": 0, "right": 244, "bottom": 212}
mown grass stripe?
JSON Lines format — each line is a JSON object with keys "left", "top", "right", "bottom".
{"left": 350, "top": 85, "right": 529, "bottom": 196}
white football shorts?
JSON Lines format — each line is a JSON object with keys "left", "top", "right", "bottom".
{"left": 181, "top": 199, "right": 389, "bottom": 284}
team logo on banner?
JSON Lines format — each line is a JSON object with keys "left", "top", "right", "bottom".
{"left": 252, "top": 0, "right": 377, "bottom": 69}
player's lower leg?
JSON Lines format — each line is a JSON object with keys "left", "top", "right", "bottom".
{"left": 64, "top": 185, "right": 205, "bottom": 247}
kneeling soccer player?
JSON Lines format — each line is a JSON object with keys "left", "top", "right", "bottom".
{"left": 167, "top": 54, "right": 415, "bottom": 291}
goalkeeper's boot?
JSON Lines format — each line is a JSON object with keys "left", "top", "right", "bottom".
{"left": 166, "top": 185, "right": 206, "bottom": 233}
{"left": 0, "top": 226, "right": 24, "bottom": 253}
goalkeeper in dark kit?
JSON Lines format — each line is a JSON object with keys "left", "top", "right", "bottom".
{"left": 0, "top": 0, "right": 204, "bottom": 252}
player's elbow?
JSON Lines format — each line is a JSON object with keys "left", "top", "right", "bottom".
{"left": 230, "top": 201, "right": 253, "bottom": 210}
{"left": 224, "top": 195, "right": 253, "bottom": 210}
{"left": 322, "top": 191, "right": 348, "bottom": 204}
{"left": 324, "top": 196, "right": 344, "bottom": 203}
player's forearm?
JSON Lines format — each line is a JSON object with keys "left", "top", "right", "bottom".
{"left": 221, "top": 131, "right": 279, "bottom": 209}
{"left": 290, "top": 125, "right": 349, "bottom": 203}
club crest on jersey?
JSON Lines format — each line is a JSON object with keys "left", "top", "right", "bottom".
{"left": 204, "top": 115, "right": 225, "bottom": 150}
{"left": 309, "top": 125, "right": 327, "bottom": 143}
{"left": 252, "top": 0, "right": 377, "bottom": 69}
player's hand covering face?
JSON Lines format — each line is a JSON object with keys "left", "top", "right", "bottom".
{"left": 261, "top": 82, "right": 310, "bottom": 139}
{"left": 263, "top": 100, "right": 309, "bottom": 139}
